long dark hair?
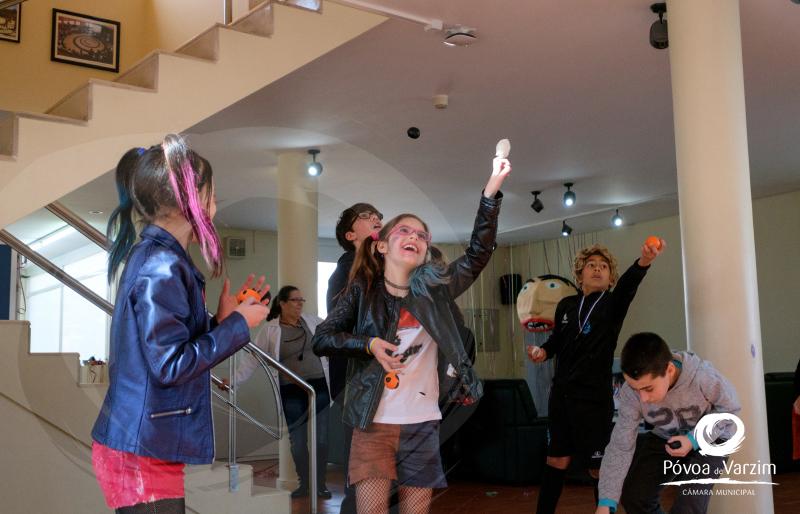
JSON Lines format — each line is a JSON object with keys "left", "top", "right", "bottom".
{"left": 266, "top": 285, "right": 299, "bottom": 321}
{"left": 106, "top": 134, "right": 223, "bottom": 280}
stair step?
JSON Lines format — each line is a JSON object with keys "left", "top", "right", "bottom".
{"left": 231, "top": 1, "right": 275, "bottom": 37}
{"left": 46, "top": 80, "right": 158, "bottom": 121}
{"left": 0, "top": 111, "right": 17, "bottom": 158}
{"left": 176, "top": 25, "right": 221, "bottom": 61}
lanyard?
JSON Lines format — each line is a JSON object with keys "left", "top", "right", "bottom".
{"left": 577, "top": 291, "right": 605, "bottom": 335}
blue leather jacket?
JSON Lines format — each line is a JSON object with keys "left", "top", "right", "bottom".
{"left": 92, "top": 225, "right": 251, "bottom": 464}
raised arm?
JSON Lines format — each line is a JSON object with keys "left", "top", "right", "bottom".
{"left": 445, "top": 157, "right": 510, "bottom": 298}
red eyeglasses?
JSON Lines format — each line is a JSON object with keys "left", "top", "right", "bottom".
{"left": 389, "top": 224, "right": 431, "bottom": 243}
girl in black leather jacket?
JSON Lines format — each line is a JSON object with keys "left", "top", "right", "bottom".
{"left": 313, "top": 157, "right": 510, "bottom": 514}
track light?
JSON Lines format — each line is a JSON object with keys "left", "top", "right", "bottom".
{"left": 612, "top": 209, "right": 624, "bottom": 227}
{"left": 650, "top": 3, "right": 668, "bottom": 50}
{"left": 562, "top": 182, "right": 576, "bottom": 207}
{"left": 307, "top": 149, "right": 322, "bottom": 177}
{"left": 561, "top": 220, "right": 573, "bottom": 237}
{"left": 530, "top": 191, "right": 543, "bottom": 213}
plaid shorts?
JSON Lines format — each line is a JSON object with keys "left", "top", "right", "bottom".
{"left": 349, "top": 421, "right": 447, "bottom": 489}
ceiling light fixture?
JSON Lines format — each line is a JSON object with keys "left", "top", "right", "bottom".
{"left": 530, "top": 191, "right": 543, "bottom": 213}
{"left": 562, "top": 182, "right": 576, "bottom": 207}
{"left": 650, "top": 3, "right": 668, "bottom": 50}
{"left": 443, "top": 26, "right": 477, "bottom": 47}
{"left": 611, "top": 209, "right": 624, "bottom": 227}
{"left": 561, "top": 220, "right": 573, "bottom": 237}
{"left": 307, "top": 149, "right": 322, "bottom": 177}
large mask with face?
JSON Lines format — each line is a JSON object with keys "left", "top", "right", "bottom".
{"left": 516, "top": 274, "right": 578, "bottom": 332}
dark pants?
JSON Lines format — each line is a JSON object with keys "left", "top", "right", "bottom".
{"left": 620, "top": 433, "right": 726, "bottom": 514}
{"left": 280, "top": 378, "right": 330, "bottom": 489}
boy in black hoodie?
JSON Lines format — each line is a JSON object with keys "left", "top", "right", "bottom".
{"left": 529, "top": 240, "right": 665, "bottom": 513}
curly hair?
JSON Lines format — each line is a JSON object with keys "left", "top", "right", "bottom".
{"left": 573, "top": 244, "right": 619, "bottom": 290}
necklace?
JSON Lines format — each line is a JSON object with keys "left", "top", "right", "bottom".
{"left": 384, "top": 277, "right": 410, "bottom": 291}
{"left": 577, "top": 291, "right": 605, "bottom": 336}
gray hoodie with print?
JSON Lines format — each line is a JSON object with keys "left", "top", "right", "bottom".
{"left": 598, "top": 351, "right": 741, "bottom": 508}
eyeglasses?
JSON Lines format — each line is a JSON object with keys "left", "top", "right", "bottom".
{"left": 356, "top": 211, "right": 383, "bottom": 222}
{"left": 389, "top": 224, "right": 431, "bottom": 243}
{"left": 287, "top": 298, "right": 306, "bottom": 304}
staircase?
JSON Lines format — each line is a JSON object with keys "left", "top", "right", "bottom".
{"left": 0, "top": 1, "right": 386, "bottom": 511}
{"left": 0, "top": 320, "right": 291, "bottom": 513}
{"left": 0, "top": 0, "right": 385, "bottom": 229}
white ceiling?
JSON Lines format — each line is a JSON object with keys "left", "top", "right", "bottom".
{"left": 10, "top": 0, "right": 800, "bottom": 249}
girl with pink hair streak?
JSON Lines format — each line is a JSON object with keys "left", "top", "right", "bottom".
{"left": 91, "top": 134, "right": 270, "bottom": 513}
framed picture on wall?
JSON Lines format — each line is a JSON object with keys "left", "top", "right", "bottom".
{"left": 51, "top": 9, "right": 120, "bottom": 72}
{"left": 0, "top": 4, "right": 22, "bottom": 43}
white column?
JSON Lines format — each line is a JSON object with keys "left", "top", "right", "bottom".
{"left": 275, "top": 151, "right": 319, "bottom": 490}
{"left": 668, "top": 1, "right": 773, "bottom": 512}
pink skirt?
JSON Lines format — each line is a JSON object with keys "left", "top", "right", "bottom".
{"left": 92, "top": 441, "right": 185, "bottom": 509}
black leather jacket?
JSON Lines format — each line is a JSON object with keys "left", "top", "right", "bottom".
{"left": 312, "top": 193, "right": 502, "bottom": 430}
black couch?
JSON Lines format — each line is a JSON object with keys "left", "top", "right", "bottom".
{"left": 764, "top": 372, "right": 800, "bottom": 473}
{"left": 451, "top": 379, "right": 549, "bottom": 484}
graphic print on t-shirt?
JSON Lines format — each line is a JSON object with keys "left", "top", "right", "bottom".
{"left": 371, "top": 308, "right": 441, "bottom": 424}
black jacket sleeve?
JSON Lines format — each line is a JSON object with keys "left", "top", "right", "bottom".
{"left": 608, "top": 260, "right": 650, "bottom": 323}
{"left": 445, "top": 192, "right": 503, "bottom": 299}
{"left": 326, "top": 251, "right": 354, "bottom": 313}
{"left": 313, "top": 280, "right": 372, "bottom": 358}
{"left": 541, "top": 298, "right": 568, "bottom": 359}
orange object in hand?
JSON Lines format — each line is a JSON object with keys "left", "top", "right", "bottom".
{"left": 645, "top": 236, "right": 662, "bottom": 250}
{"left": 237, "top": 288, "right": 261, "bottom": 304}
{"left": 384, "top": 371, "right": 400, "bottom": 390}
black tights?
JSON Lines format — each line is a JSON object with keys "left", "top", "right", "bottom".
{"left": 116, "top": 497, "right": 185, "bottom": 514}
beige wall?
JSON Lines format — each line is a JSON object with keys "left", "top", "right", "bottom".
{"left": 0, "top": 0, "right": 152, "bottom": 113}
{"left": 0, "top": 0, "right": 256, "bottom": 113}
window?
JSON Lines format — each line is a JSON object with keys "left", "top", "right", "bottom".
{"left": 23, "top": 249, "right": 110, "bottom": 360}
{"left": 317, "top": 261, "right": 337, "bottom": 318}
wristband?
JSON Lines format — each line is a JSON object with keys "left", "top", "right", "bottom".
{"left": 366, "top": 337, "right": 376, "bottom": 356}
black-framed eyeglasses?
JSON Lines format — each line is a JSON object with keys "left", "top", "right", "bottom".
{"left": 356, "top": 211, "right": 383, "bottom": 222}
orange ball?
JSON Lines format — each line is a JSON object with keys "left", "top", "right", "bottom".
{"left": 237, "top": 288, "right": 261, "bottom": 304}
{"left": 384, "top": 371, "right": 400, "bottom": 390}
{"left": 645, "top": 236, "right": 662, "bottom": 250}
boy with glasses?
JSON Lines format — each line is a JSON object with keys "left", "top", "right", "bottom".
{"left": 327, "top": 202, "right": 383, "bottom": 514}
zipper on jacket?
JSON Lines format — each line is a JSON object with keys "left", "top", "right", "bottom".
{"left": 150, "top": 407, "right": 193, "bottom": 419}
{"left": 360, "top": 296, "right": 400, "bottom": 430}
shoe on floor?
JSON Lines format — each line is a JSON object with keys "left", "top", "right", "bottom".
{"left": 317, "top": 486, "right": 332, "bottom": 499}
{"left": 291, "top": 486, "right": 308, "bottom": 499}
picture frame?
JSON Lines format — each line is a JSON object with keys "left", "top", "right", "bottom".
{"left": 51, "top": 9, "right": 120, "bottom": 72}
{"left": 0, "top": 4, "right": 21, "bottom": 43}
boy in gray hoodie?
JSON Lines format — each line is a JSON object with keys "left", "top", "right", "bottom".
{"left": 596, "top": 332, "right": 741, "bottom": 514}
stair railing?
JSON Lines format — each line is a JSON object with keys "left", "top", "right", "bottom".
{"left": 2, "top": 202, "right": 318, "bottom": 512}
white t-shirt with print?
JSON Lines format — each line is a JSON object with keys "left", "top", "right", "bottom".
{"left": 372, "top": 308, "right": 441, "bottom": 424}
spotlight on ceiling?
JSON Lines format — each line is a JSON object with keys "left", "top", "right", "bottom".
{"left": 612, "top": 209, "right": 624, "bottom": 227}
{"left": 307, "top": 149, "right": 322, "bottom": 177}
{"left": 562, "top": 182, "right": 576, "bottom": 207}
{"left": 650, "top": 3, "right": 668, "bottom": 49}
{"left": 530, "top": 190, "right": 544, "bottom": 213}
{"left": 561, "top": 220, "right": 573, "bottom": 237}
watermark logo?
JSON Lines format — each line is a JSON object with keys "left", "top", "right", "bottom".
{"left": 695, "top": 413, "right": 746, "bottom": 457}
{"left": 661, "top": 413, "right": 777, "bottom": 488}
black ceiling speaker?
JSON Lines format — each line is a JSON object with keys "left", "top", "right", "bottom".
{"left": 650, "top": 3, "right": 668, "bottom": 50}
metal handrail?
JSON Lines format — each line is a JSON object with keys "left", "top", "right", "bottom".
{"left": 0, "top": 229, "right": 113, "bottom": 314}
{"left": 46, "top": 202, "right": 111, "bottom": 251}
